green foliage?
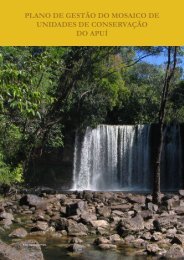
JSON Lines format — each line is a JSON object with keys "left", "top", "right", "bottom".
{"left": 0, "top": 152, "right": 23, "bottom": 184}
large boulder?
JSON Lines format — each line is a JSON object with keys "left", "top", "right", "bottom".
{"left": 67, "top": 243, "right": 85, "bottom": 252}
{"left": 0, "top": 212, "right": 14, "bottom": 227}
{"left": 31, "top": 221, "right": 49, "bottom": 232}
{"left": 90, "top": 220, "right": 109, "bottom": 229}
{"left": 9, "top": 228, "right": 28, "bottom": 238}
{"left": 20, "top": 195, "right": 47, "bottom": 210}
{"left": 12, "top": 240, "right": 44, "bottom": 260}
{"left": 0, "top": 239, "right": 44, "bottom": 260}
{"left": 97, "top": 206, "right": 111, "bottom": 218}
{"left": 126, "top": 194, "right": 146, "bottom": 204}
{"left": 67, "top": 219, "right": 88, "bottom": 236}
{"left": 165, "top": 244, "right": 184, "bottom": 258}
{"left": 153, "top": 215, "right": 177, "bottom": 231}
{"left": 66, "top": 200, "right": 88, "bottom": 216}
{"left": 118, "top": 214, "right": 144, "bottom": 235}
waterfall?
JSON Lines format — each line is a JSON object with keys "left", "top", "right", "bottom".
{"left": 72, "top": 124, "right": 182, "bottom": 191}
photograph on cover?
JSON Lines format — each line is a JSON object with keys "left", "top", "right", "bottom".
{"left": 0, "top": 46, "right": 184, "bottom": 259}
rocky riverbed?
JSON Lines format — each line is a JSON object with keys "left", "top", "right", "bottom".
{"left": 1, "top": 190, "right": 184, "bottom": 259}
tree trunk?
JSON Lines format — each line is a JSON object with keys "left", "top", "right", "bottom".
{"left": 152, "top": 46, "right": 177, "bottom": 204}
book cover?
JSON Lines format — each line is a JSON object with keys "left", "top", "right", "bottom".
{"left": 0, "top": 1, "right": 184, "bottom": 259}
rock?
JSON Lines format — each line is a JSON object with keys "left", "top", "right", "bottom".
{"left": 0, "top": 212, "right": 14, "bottom": 221}
{"left": 151, "top": 232, "right": 163, "bottom": 242}
{"left": 60, "top": 207, "right": 66, "bottom": 215}
{"left": 96, "top": 227, "right": 109, "bottom": 236}
{"left": 66, "top": 201, "right": 88, "bottom": 216}
{"left": 140, "top": 210, "right": 153, "bottom": 220}
{"left": 146, "top": 243, "right": 162, "bottom": 255}
{"left": 165, "top": 244, "right": 184, "bottom": 258}
{"left": 80, "top": 212, "right": 97, "bottom": 224}
{"left": 69, "top": 237, "right": 83, "bottom": 244}
{"left": 141, "top": 232, "right": 152, "bottom": 240}
{"left": 0, "top": 239, "right": 44, "bottom": 260}
{"left": 54, "top": 217, "right": 68, "bottom": 231}
{"left": 0, "top": 240, "right": 22, "bottom": 260}
{"left": 124, "top": 235, "right": 136, "bottom": 244}
{"left": 179, "top": 190, "right": 184, "bottom": 196}
{"left": 31, "top": 221, "right": 48, "bottom": 232}
{"left": 9, "top": 228, "right": 28, "bottom": 238}
{"left": 174, "top": 206, "right": 184, "bottom": 215}
{"left": 166, "top": 198, "right": 180, "bottom": 210}
{"left": 171, "top": 234, "right": 184, "bottom": 245}
{"left": 127, "top": 195, "right": 146, "bottom": 204}
{"left": 67, "top": 219, "right": 88, "bottom": 236}
{"left": 166, "top": 228, "right": 177, "bottom": 238}
{"left": 94, "top": 237, "right": 110, "bottom": 245}
{"left": 110, "top": 204, "right": 132, "bottom": 211}
{"left": 133, "top": 239, "right": 147, "bottom": 248}
{"left": 83, "top": 191, "right": 93, "bottom": 201}
{"left": 0, "top": 212, "right": 14, "bottom": 227}
{"left": 108, "top": 234, "right": 121, "bottom": 243}
{"left": 97, "top": 206, "right": 111, "bottom": 218}
{"left": 147, "top": 202, "right": 158, "bottom": 212}
{"left": 90, "top": 220, "right": 109, "bottom": 229}
{"left": 12, "top": 239, "right": 44, "bottom": 260}
{"left": 118, "top": 214, "right": 144, "bottom": 235}
{"left": 153, "top": 215, "right": 177, "bottom": 231}
{"left": 98, "top": 244, "right": 117, "bottom": 250}
{"left": 67, "top": 243, "right": 85, "bottom": 253}
{"left": 20, "top": 195, "right": 47, "bottom": 210}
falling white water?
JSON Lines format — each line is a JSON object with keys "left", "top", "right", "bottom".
{"left": 72, "top": 125, "right": 151, "bottom": 191}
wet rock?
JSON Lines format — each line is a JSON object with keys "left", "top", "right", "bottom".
{"left": 9, "top": 228, "right": 28, "bottom": 238}
{"left": 67, "top": 219, "right": 88, "bottom": 236}
{"left": 69, "top": 237, "right": 83, "bottom": 244}
{"left": 31, "top": 221, "right": 49, "bottom": 232}
{"left": 124, "top": 235, "right": 136, "bottom": 244}
{"left": 108, "top": 234, "right": 121, "bottom": 243}
{"left": 67, "top": 243, "right": 85, "bottom": 253}
{"left": 12, "top": 239, "right": 44, "bottom": 260}
{"left": 94, "top": 237, "right": 110, "bottom": 245}
{"left": 133, "top": 238, "right": 147, "bottom": 249}
{"left": 98, "top": 244, "right": 117, "bottom": 250}
{"left": 53, "top": 217, "right": 68, "bottom": 231}
{"left": 146, "top": 243, "right": 162, "bottom": 255}
{"left": 165, "top": 244, "right": 184, "bottom": 258}
{"left": 66, "top": 200, "right": 88, "bottom": 216}
{"left": 0, "top": 240, "right": 22, "bottom": 259}
{"left": 0, "top": 239, "right": 44, "bottom": 260}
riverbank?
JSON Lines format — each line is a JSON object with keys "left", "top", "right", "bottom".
{"left": 1, "top": 190, "right": 184, "bottom": 259}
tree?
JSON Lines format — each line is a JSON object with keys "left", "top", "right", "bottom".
{"left": 152, "top": 46, "right": 178, "bottom": 204}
